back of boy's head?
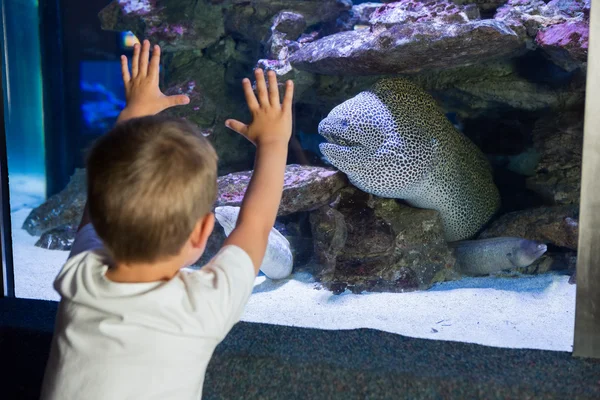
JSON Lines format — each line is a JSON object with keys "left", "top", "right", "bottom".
{"left": 86, "top": 115, "right": 218, "bottom": 264}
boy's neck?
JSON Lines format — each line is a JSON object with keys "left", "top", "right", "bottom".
{"left": 105, "top": 259, "right": 183, "bottom": 283}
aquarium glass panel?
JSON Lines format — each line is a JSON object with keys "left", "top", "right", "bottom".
{"left": 5, "top": 0, "right": 586, "bottom": 352}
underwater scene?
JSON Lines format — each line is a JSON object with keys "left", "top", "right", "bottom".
{"left": 6, "top": 0, "right": 588, "bottom": 351}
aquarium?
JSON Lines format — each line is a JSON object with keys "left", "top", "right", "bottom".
{"left": 3, "top": 0, "right": 589, "bottom": 352}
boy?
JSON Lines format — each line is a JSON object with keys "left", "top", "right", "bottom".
{"left": 40, "top": 39, "right": 294, "bottom": 399}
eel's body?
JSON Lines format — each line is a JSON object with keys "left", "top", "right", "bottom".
{"left": 317, "top": 78, "right": 549, "bottom": 276}
{"left": 214, "top": 206, "right": 293, "bottom": 280}
{"left": 450, "top": 237, "right": 548, "bottom": 276}
{"left": 318, "top": 78, "right": 501, "bottom": 242}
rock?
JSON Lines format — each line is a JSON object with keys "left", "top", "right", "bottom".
{"left": 526, "top": 111, "right": 583, "bottom": 205}
{"left": 23, "top": 169, "right": 87, "bottom": 236}
{"left": 549, "top": 0, "right": 591, "bottom": 17}
{"left": 479, "top": 205, "right": 579, "bottom": 250}
{"left": 569, "top": 268, "right": 576, "bottom": 284}
{"left": 310, "top": 187, "right": 455, "bottom": 294}
{"left": 266, "top": 12, "right": 306, "bottom": 60}
{"left": 271, "top": 11, "right": 306, "bottom": 40}
{"left": 495, "top": 0, "right": 589, "bottom": 71}
{"left": 283, "top": 57, "right": 584, "bottom": 123}
{"left": 100, "top": 0, "right": 350, "bottom": 50}
{"left": 259, "top": 12, "right": 307, "bottom": 82}
{"left": 351, "top": 2, "right": 384, "bottom": 25}
{"left": 536, "top": 20, "right": 588, "bottom": 71}
{"left": 98, "top": 0, "right": 226, "bottom": 52}
{"left": 161, "top": 49, "right": 256, "bottom": 174}
{"left": 309, "top": 206, "right": 347, "bottom": 280}
{"left": 35, "top": 225, "right": 78, "bottom": 251}
{"left": 25, "top": 165, "right": 346, "bottom": 248}
{"left": 511, "top": 251, "right": 577, "bottom": 275}
{"left": 215, "top": 206, "right": 294, "bottom": 279}
{"left": 191, "top": 214, "right": 313, "bottom": 270}
{"left": 223, "top": 0, "right": 351, "bottom": 44}
{"left": 289, "top": 19, "right": 526, "bottom": 75}
{"left": 453, "top": 0, "right": 508, "bottom": 14}
{"left": 368, "top": 0, "right": 476, "bottom": 26}
{"left": 216, "top": 164, "right": 348, "bottom": 215}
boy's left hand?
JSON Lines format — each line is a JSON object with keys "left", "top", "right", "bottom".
{"left": 118, "top": 39, "right": 190, "bottom": 122}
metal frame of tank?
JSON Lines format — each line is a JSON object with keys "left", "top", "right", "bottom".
{"left": 573, "top": 0, "right": 600, "bottom": 359}
{"left": 0, "top": 0, "right": 14, "bottom": 298}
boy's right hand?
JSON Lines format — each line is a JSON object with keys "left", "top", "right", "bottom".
{"left": 118, "top": 39, "right": 190, "bottom": 122}
{"left": 225, "top": 69, "right": 294, "bottom": 146}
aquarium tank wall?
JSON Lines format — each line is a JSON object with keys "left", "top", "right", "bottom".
{"left": 1, "top": 0, "right": 46, "bottom": 210}
{"left": 3, "top": 0, "right": 589, "bottom": 351}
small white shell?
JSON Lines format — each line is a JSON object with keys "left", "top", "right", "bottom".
{"left": 214, "top": 206, "right": 293, "bottom": 280}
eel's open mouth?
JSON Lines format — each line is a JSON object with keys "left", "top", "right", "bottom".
{"left": 319, "top": 131, "right": 363, "bottom": 148}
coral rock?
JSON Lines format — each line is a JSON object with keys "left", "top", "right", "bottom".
{"left": 310, "top": 187, "right": 455, "bottom": 294}
{"left": 23, "top": 169, "right": 86, "bottom": 236}
{"left": 526, "top": 111, "right": 583, "bottom": 205}
{"left": 216, "top": 164, "right": 348, "bottom": 215}
{"left": 479, "top": 205, "right": 579, "bottom": 250}
{"left": 289, "top": 20, "right": 526, "bottom": 75}
{"left": 35, "top": 225, "right": 78, "bottom": 251}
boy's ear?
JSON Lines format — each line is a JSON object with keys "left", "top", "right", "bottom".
{"left": 191, "top": 212, "right": 215, "bottom": 248}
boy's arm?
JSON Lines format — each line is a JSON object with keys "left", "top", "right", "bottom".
{"left": 71, "top": 40, "right": 189, "bottom": 255}
{"left": 223, "top": 69, "right": 294, "bottom": 274}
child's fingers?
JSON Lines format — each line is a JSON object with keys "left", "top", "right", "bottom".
{"left": 282, "top": 80, "right": 294, "bottom": 111}
{"left": 225, "top": 119, "right": 249, "bottom": 138}
{"left": 267, "top": 70, "right": 280, "bottom": 108}
{"left": 254, "top": 69, "right": 270, "bottom": 107}
{"left": 242, "top": 78, "right": 259, "bottom": 112}
{"left": 121, "top": 55, "right": 131, "bottom": 84}
{"left": 162, "top": 94, "right": 190, "bottom": 109}
{"left": 148, "top": 44, "right": 161, "bottom": 80}
{"left": 131, "top": 43, "right": 140, "bottom": 78}
{"left": 139, "top": 40, "right": 151, "bottom": 77}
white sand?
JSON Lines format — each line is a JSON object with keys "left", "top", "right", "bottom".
{"left": 11, "top": 207, "right": 576, "bottom": 353}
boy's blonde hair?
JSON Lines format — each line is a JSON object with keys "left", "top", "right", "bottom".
{"left": 86, "top": 115, "right": 218, "bottom": 264}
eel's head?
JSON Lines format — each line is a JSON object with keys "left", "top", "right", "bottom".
{"left": 318, "top": 91, "right": 389, "bottom": 155}
{"left": 508, "top": 239, "right": 548, "bottom": 268}
{"left": 317, "top": 91, "right": 413, "bottom": 197}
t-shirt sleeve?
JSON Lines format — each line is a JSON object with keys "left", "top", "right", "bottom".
{"left": 183, "top": 245, "right": 256, "bottom": 338}
{"left": 68, "top": 223, "right": 105, "bottom": 259}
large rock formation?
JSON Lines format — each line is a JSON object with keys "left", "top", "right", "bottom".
{"left": 309, "top": 187, "right": 456, "bottom": 294}
{"left": 216, "top": 164, "right": 347, "bottom": 215}
{"left": 97, "top": 0, "right": 589, "bottom": 177}
{"left": 23, "top": 165, "right": 347, "bottom": 248}
{"left": 479, "top": 205, "right": 580, "bottom": 250}
{"left": 525, "top": 111, "right": 584, "bottom": 205}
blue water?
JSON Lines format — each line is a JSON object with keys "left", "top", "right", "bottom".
{"left": 1, "top": 0, "right": 45, "bottom": 178}
{"left": 80, "top": 61, "right": 126, "bottom": 136}
{"left": 1, "top": 0, "right": 46, "bottom": 211}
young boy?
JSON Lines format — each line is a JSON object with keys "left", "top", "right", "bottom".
{"left": 40, "top": 40, "right": 294, "bottom": 399}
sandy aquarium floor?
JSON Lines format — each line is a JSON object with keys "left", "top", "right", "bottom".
{"left": 11, "top": 206, "right": 576, "bottom": 353}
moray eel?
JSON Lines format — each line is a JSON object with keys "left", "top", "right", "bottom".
{"left": 318, "top": 78, "right": 501, "bottom": 242}
{"left": 450, "top": 237, "right": 548, "bottom": 276}
{"left": 215, "top": 206, "right": 293, "bottom": 280}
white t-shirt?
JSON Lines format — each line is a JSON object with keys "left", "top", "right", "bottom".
{"left": 40, "top": 224, "right": 256, "bottom": 400}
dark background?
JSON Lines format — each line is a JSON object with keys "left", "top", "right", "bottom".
{"left": 40, "top": 0, "right": 130, "bottom": 197}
